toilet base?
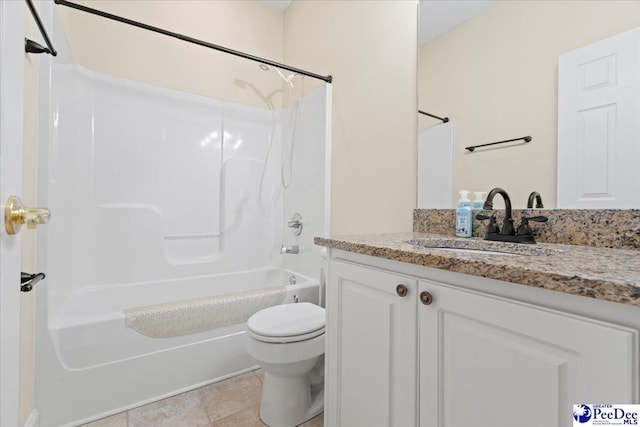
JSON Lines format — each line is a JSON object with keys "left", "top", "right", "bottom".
{"left": 258, "top": 357, "right": 324, "bottom": 427}
{"left": 259, "top": 373, "right": 323, "bottom": 427}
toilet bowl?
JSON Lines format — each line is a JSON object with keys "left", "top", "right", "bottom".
{"left": 246, "top": 302, "right": 325, "bottom": 427}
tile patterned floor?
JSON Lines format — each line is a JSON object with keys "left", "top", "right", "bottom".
{"left": 79, "top": 370, "right": 323, "bottom": 427}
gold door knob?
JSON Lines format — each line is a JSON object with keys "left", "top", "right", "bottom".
{"left": 396, "top": 284, "right": 408, "bottom": 297}
{"left": 5, "top": 196, "right": 50, "bottom": 235}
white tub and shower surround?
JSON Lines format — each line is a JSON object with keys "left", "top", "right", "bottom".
{"left": 281, "top": 86, "right": 332, "bottom": 284}
{"left": 34, "top": 12, "right": 331, "bottom": 426}
{"left": 44, "top": 65, "right": 282, "bottom": 313}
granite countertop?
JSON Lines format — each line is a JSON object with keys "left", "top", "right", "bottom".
{"left": 314, "top": 232, "right": 640, "bottom": 307}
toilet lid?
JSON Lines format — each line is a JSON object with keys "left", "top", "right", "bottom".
{"left": 247, "top": 302, "right": 325, "bottom": 338}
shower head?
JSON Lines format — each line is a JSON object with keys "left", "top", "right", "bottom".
{"left": 259, "top": 63, "right": 295, "bottom": 87}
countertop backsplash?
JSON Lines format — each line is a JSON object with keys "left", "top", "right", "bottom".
{"left": 414, "top": 209, "right": 640, "bottom": 250}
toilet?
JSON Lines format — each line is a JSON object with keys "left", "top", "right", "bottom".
{"left": 246, "top": 302, "right": 325, "bottom": 427}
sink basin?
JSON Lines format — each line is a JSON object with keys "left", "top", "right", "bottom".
{"left": 406, "top": 237, "right": 560, "bottom": 257}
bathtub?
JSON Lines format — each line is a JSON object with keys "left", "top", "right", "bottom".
{"left": 37, "top": 267, "right": 320, "bottom": 426}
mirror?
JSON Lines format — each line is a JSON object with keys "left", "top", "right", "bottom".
{"left": 417, "top": 0, "right": 640, "bottom": 209}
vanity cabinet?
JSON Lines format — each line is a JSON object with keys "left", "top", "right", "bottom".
{"left": 326, "top": 255, "right": 638, "bottom": 427}
{"left": 326, "top": 260, "right": 418, "bottom": 427}
{"left": 419, "top": 279, "right": 635, "bottom": 427}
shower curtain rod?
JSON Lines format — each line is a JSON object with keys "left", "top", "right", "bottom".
{"left": 419, "top": 110, "right": 449, "bottom": 123}
{"left": 25, "top": 0, "right": 57, "bottom": 56}
{"left": 53, "top": 0, "right": 333, "bottom": 84}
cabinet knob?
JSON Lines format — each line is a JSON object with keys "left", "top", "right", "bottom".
{"left": 420, "top": 291, "right": 433, "bottom": 305}
{"left": 396, "top": 284, "right": 408, "bottom": 297}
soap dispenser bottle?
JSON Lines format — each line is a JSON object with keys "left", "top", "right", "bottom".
{"left": 472, "top": 191, "right": 486, "bottom": 210}
{"left": 456, "top": 190, "right": 472, "bottom": 238}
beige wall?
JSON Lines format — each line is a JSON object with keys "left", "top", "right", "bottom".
{"left": 419, "top": 0, "right": 640, "bottom": 209}
{"left": 285, "top": 0, "right": 418, "bottom": 234}
{"left": 58, "top": 0, "right": 286, "bottom": 108}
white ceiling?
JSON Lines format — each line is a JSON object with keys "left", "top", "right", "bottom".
{"left": 259, "top": 0, "right": 500, "bottom": 47}
{"left": 419, "top": 0, "right": 500, "bottom": 46}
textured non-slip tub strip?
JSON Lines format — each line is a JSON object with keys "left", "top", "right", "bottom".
{"left": 124, "top": 286, "right": 287, "bottom": 338}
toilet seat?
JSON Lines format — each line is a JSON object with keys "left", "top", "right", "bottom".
{"left": 247, "top": 302, "right": 325, "bottom": 343}
{"left": 248, "top": 327, "right": 324, "bottom": 343}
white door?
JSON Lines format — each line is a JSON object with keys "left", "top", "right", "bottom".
{"left": 0, "top": 1, "right": 25, "bottom": 426}
{"left": 326, "top": 260, "right": 418, "bottom": 427}
{"left": 419, "top": 280, "right": 636, "bottom": 427}
{"left": 557, "top": 27, "right": 640, "bottom": 208}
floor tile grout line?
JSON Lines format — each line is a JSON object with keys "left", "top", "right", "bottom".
{"left": 196, "top": 382, "right": 214, "bottom": 425}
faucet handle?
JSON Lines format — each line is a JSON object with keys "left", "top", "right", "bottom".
{"left": 476, "top": 213, "right": 500, "bottom": 234}
{"left": 522, "top": 215, "right": 548, "bottom": 223}
{"left": 517, "top": 215, "right": 548, "bottom": 236}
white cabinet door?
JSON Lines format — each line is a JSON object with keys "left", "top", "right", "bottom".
{"left": 326, "top": 260, "right": 418, "bottom": 427}
{"left": 557, "top": 27, "right": 640, "bottom": 208}
{"left": 419, "top": 280, "right": 637, "bottom": 427}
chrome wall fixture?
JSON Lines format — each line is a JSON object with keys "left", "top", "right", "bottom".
{"left": 288, "top": 213, "right": 303, "bottom": 236}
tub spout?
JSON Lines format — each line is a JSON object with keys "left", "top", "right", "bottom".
{"left": 280, "top": 245, "right": 299, "bottom": 254}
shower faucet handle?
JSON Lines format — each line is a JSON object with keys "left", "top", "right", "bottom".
{"left": 287, "top": 213, "right": 303, "bottom": 236}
